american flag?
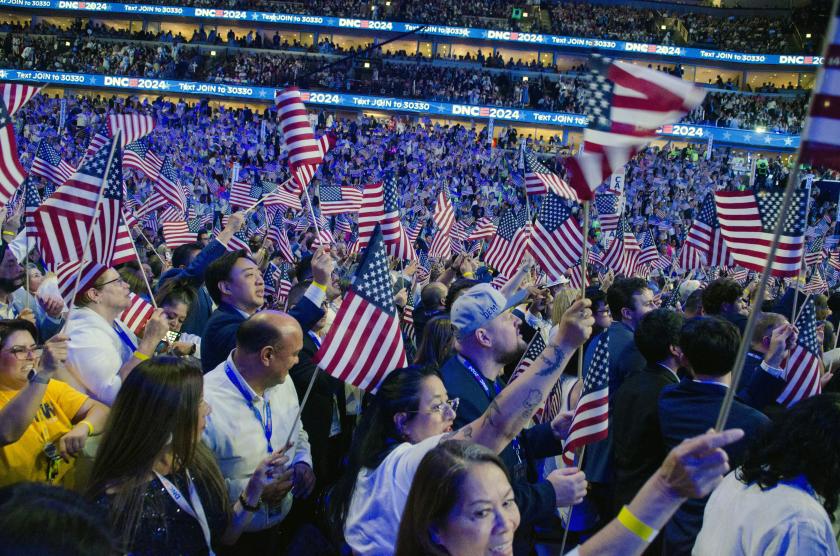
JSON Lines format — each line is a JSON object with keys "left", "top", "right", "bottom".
{"left": 564, "top": 56, "right": 705, "bottom": 200}
{"left": 804, "top": 267, "right": 829, "bottom": 294}
{"left": 799, "top": 4, "right": 840, "bottom": 171}
{"left": 356, "top": 177, "right": 416, "bottom": 260}
{"left": 637, "top": 229, "right": 659, "bottom": 266}
{"left": 263, "top": 262, "right": 280, "bottom": 299}
{"left": 162, "top": 218, "right": 203, "bottom": 249}
{"left": 226, "top": 226, "right": 251, "bottom": 254}
{"left": 34, "top": 135, "right": 123, "bottom": 267}
{"left": 158, "top": 203, "right": 184, "bottom": 223}
{"left": 595, "top": 193, "right": 620, "bottom": 232}
{"left": 334, "top": 214, "right": 353, "bottom": 238}
{"left": 314, "top": 224, "right": 408, "bottom": 391}
{"left": 677, "top": 243, "right": 704, "bottom": 271}
{"left": 729, "top": 267, "right": 749, "bottom": 285}
{"left": 111, "top": 221, "right": 136, "bottom": 266}
{"left": 30, "top": 140, "right": 74, "bottom": 186}
{"left": 85, "top": 114, "right": 156, "bottom": 158}
{"left": 142, "top": 210, "right": 159, "bottom": 237}
{"left": 230, "top": 173, "right": 276, "bottom": 208}
{"left": 490, "top": 273, "right": 509, "bottom": 290}
{"left": 562, "top": 333, "right": 610, "bottom": 464}
{"left": 685, "top": 195, "right": 734, "bottom": 268}
{"left": 602, "top": 215, "right": 641, "bottom": 276}
{"left": 261, "top": 181, "right": 303, "bottom": 211}
{"left": 429, "top": 191, "right": 456, "bottom": 258}
{"left": 23, "top": 179, "right": 40, "bottom": 238}
{"left": 0, "top": 93, "right": 27, "bottom": 206}
{"left": 119, "top": 292, "right": 156, "bottom": 335}
{"left": 830, "top": 250, "right": 840, "bottom": 271}
{"left": 0, "top": 83, "right": 40, "bottom": 116}
{"left": 275, "top": 262, "right": 293, "bottom": 306}
{"left": 523, "top": 152, "right": 577, "bottom": 200}
{"left": 320, "top": 185, "right": 363, "bottom": 216}
{"left": 468, "top": 217, "right": 497, "bottom": 241}
{"left": 266, "top": 207, "right": 294, "bottom": 263}
{"left": 528, "top": 193, "right": 583, "bottom": 282}
{"left": 123, "top": 140, "right": 163, "bottom": 180}
{"left": 569, "top": 265, "right": 590, "bottom": 290}
{"left": 406, "top": 219, "right": 424, "bottom": 243}
{"left": 507, "top": 333, "right": 557, "bottom": 424}
{"left": 484, "top": 209, "right": 531, "bottom": 278}
{"left": 715, "top": 190, "right": 807, "bottom": 277}
{"left": 275, "top": 87, "right": 331, "bottom": 192}
{"left": 154, "top": 157, "right": 186, "bottom": 214}
{"left": 804, "top": 233, "right": 827, "bottom": 267}
{"left": 777, "top": 297, "right": 823, "bottom": 407}
{"left": 54, "top": 260, "right": 106, "bottom": 306}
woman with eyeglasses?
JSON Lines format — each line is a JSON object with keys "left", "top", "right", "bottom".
{"left": 63, "top": 263, "right": 171, "bottom": 406}
{"left": 329, "top": 300, "right": 595, "bottom": 555}
{"left": 0, "top": 319, "right": 108, "bottom": 487}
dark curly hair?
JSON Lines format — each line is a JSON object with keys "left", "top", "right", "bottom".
{"left": 737, "top": 393, "right": 840, "bottom": 519}
{"left": 701, "top": 278, "right": 743, "bottom": 315}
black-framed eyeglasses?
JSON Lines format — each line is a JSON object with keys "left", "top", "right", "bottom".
{"left": 3, "top": 345, "right": 44, "bottom": 360}
{"left": 97, "top": 276, "right": 126, "bottom": 288}
{"left": 406, "top": 398, "right": 460, "bottom": 415}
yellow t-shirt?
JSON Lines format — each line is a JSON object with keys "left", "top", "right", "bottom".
{"left": 0, "top": 380, "right": 88, "bottom": 486}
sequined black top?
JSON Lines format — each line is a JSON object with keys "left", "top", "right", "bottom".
{"left": 94, "top": 472, "right": 228, "bottom": 555}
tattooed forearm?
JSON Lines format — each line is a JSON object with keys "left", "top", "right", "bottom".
{"left": 444, "top": 425, "right": 473, "bottom": 442}
{"left": 520, "top": 389, "right": 543, "bottom": 420}
{"left": 536, "top": 346, "right": 568, "bottom": 376}
{"left": 483, "top": 398, "right": 503, "bottom": 431}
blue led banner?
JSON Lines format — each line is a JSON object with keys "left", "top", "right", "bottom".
{"left": 0, "top": 0, "right": 823, "bottom": 67}
{"left": 0, "top": 68, "right": 799, "bottom": 150}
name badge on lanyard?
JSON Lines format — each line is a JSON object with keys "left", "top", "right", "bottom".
{"left": 225, "top": 363, "right": 273, "bottom": 453}
{"left": 155, "top": 471, "right": 215, "bottom": 555}
{"left": 460, "top": 358, "right": 527, "bottom": 482}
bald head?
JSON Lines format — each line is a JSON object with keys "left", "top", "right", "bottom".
{"left": 421, "top": 282, "right": 448, "bottom": 311}
{"left": 237, "top": 310, "right": 302, "bottom": 354}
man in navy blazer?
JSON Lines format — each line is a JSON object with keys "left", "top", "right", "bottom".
{"left": 200, "top": 247, "right": 331, "bottom": 373}
{"left": 658, "top": 316, "right": 771, "bottom": 555}
{"left": 157, "top": 212, "right": 246, "bottom": 336}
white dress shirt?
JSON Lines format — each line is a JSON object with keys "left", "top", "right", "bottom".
{"left": 63, "top": 307, "right": 137, "bottom": 405}
{"left": 203, "top": 354, "right": 312, "bottom": 531}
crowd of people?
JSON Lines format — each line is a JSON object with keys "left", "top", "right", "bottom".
{"left": 0, "top": 76, "right": 838, "bottom": 555}
{"left": 77, "top": 0, "right": 828, "bottom": 54}
{"left": 0, "top": 19, "right": 813, "bottom": 135}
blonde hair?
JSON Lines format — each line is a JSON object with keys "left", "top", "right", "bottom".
{"left": 551, "top": 288, "right": 578, "bottom": 325}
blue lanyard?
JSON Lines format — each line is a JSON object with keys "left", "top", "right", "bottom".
{"left": 225, "top": 363, "right": 273, "bottom": 453}
{"left": 460, "top": 357, "right": 523, "bottom": 464}
{"left": 307, "top": 330, "right": 321, "bottom": 349}
{"left": 112, "top": 323, "right": 137, "bottom": 352}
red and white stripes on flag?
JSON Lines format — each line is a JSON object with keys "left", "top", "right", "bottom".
{"left": 261, "top": 181, "right": 303, "bottom": 211}
{"left": 602, "top": 216, "right": 641, "bottom": 276}
{"left": 319, "top": 185, "right": 363, "bottom": 216}
{"left": 468, "top": 217, "right": 497, "bottom": 241}
{"left": 356, "top": 178, "right": 416, "bottom": 261}
{"left": 714, "top": 190, "right": 807, "bottom": 277}
{"left": 429, "top": 191, "right": 456, "bottom": 258}
{"left": 162, "top": 221, "right": 199, "bottom": 249}
{"left": 800, "top": 9, "right": 840, "bottom": 171}
{"left": 564, "top": 57, "right": 705, "bottom": 200}
{"left": 314, "top": 225, "right": 408, "bottom": 392}
{"left": 275, "top": 87, "right": 330, "bottom": 191}
{"left": 523, "top": 152, "right": 577, "bottom": 200}
{"left": 120, "top": 292, "right": 156, "bottom": 335}
{"left": 562, "top": 333, "right": 610, "bottom": 465}
{"left": 34, "top": 135, "right": 124, "bottom": 267}
{"left": 0, "top": 90, "right": 31, "bottom": 206}
{"left": 484, "top": 209, "right": 531, "bottom": 278}
{"left": 31, "top": 141, "right": 75, "bottom": 186}
{"left": 154, "top": 157, "right": 186, "bottom": 214}
{"left": 684, "top": 195, "right": 734, "bottom": 268}
{"left": 528, "top": 194, "right": 583, "bottom": 282}
{"left": 677, "top": 243, "right": 704, "bottom": 271}
{"left": 86, "top": 114, "right": 156, "bottom": 158}
{"left": 123, "top": 141, "right": 163, "bottom": 180}
{"left": 777, "top": 297, "right": 823, "bottom": 407}
{"left": 0, "top": 83, "right": 40, "bottom": 116}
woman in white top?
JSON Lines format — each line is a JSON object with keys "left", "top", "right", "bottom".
{"left": 330, "top": 299, "right": 595, "bottom": 555}
{"left": 62, "top": 263, "right": 170, "bottom": 405}
{"left": 396, "top": 430, "right": 743, "bottom": 556}
{"left": 694, "top": 393, "right": 840, "bottom": 556}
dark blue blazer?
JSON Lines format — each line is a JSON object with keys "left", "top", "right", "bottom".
{"left": 658, "top": 378, "right": 771, "bottom": 555}
{"left": 439, "top": 355, "right": 561, "bottom": 526}
{"left": 157, "top": 239, "right": 227, "bottom": 336}
{"left": 200, "top": 296, "right": 324, "bottom": 373}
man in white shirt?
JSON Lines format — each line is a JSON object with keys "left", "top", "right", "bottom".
{"left": 203, "top": 310, "right": 314, "bottom": 554}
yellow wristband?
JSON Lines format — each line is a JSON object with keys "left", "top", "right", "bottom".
{"left": 79, "top": 420, "right": 94, "bottom": 436}
{"left": 618, "top": 506, "right": 658, "bottom": 542}
{"left": 312, "top": 281, "right": 327, "bottom": 292}
{"left": 2, "top": 231, "right": 14, "bottom": 237}
{"left": 133, "top": 350, "right": 150, "bottom": 361}
{"left": 463, "top": 271, "right": 475, "bottom": 278}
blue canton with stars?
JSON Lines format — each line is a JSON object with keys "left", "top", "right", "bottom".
{"left": 638, "top": 229, "right": 655, "bottom": 250}
{"left": 525, "top": 152, "right": 553, "bottom": 175}
{"left": 383, "top": 175, "right": 401, "bottom": 215}
{"left": 36, "top": 141, "right": 63, "bottom": 166}
{"left": 82, "top": 136, "right": 116, "bottom": 179}
{"left": 617, "top": 214, "right": 633, "bottom": 234}
{"left": 538, "top": 193, "right": 574, "bottom": 232}
{"left": 249, "top": 173, "right": 275, "bottom": 198}
{"left": 24, "top": 179, "right": 40, "bottom": 209}
{"left": 756, "top": 190, "right": 807, "bottom": 235}
{"left": 695, "top": 195, "right": 721, "bottom": 228}
{"left": 352, "top": 225, "right": 397, "bottom": 316}
{"left": 496, "top": 209, "right": 528, "bottom": 242}
{"left": 103, "top": 142, "right": 123, "bottom": 201}
{"left": 581, "top": 55, "right": 615, "bottom": 132}
{"left": 796, "top": 298, "right": 820, "bottom": 357}
{"left": 595, "top": 194, "right": 618, "bottom": 216}
{"left": 125, "top": 140, "right": 148, "bottom": 159}
{"left": 320, "top": 185, "right": 344, "bottom": 203}
{"left": 583, "top": 333, "right": 610, "bottom": 391}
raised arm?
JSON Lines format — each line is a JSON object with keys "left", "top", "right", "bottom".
{"left": 449, "top": 299, "right": 593, "bottom": 453}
